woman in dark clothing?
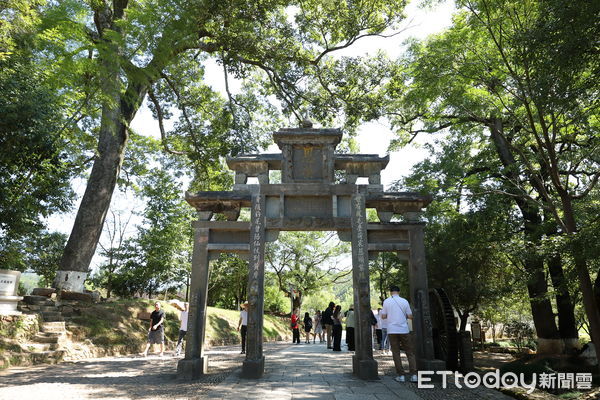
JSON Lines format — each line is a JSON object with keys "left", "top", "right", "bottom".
{"left": 332, "top": 305, "right": 343, "bottom": 351}
{"left": 291, "top": 308, "right": 301, "bottom": 344}
{"left": 303, "top": 312, "right": 312, "bottom": 343}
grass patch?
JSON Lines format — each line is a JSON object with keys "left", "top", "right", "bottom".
{"left": 558, "top": 392, "right": 583, "bottom": 399}
{"left": 69, "top": 299, "right": 291, "bottom": 350}
{"left": 0, "top": 315, "right": 39, "bottom": 340}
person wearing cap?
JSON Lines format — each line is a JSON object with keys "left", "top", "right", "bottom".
{"left": 380, "top": 285, "right": 417, "bottom": 383}
{"left": 237, "top": 302, "right": 248, "bottom": 354}
{"left": 175, "top": 302, "right": 189, "bottom": 357}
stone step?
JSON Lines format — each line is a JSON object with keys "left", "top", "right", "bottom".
{"left": 23, "top": 295, "right": 54, "bottom": 306}
{"left": 30, "top": 350, "right": 65, "bottom": 364}
{"left": 18, "top": 304, "right": 57, "bottom": 313}
{"left": 43, "top": 315, "right": 65, "bottom": 322}
{"left": 20, "top": 342, "right": 58, "bottom": 352}
{"left": 17, "top": 304, "right": 37, "bottom": 311}
{"left": 31, "top": 288, "right": 56, "bottom": 297}
{"left": 41, "top": 321, "right": 66, "bottom": 333}
{"left": 33, "top": 332, "right": 63, "bottom": 344}
{"left": 42, "top": 311, "right": 64, "bottom": 322}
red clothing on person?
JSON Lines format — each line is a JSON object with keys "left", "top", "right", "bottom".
{"left": 291, "top": 314, "right": 299, "bottom": 329}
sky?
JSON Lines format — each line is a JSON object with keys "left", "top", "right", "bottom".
{"left": 48, "top": 0, "right": 455, "bottom": 270}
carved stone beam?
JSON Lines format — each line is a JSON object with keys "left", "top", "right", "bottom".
{"left": 223, "top": 210, "right": 241, "bottom": 221}
{"left": 376, "top": 210, "right": 393, "bottom": 223}
{"left": 234, "top": 172, "right": 247, "bottom": 185}
{"left": 346, "top": 174, "right": 358, "bottom": 184}
{"left": 368, "top": 174, "right": 381, "bottom": 185}
{"left": 197, "top": 211, "right": 213, "bottom": 221}
{"left": 404, "top": 211, "right": 422, "bottom": 222}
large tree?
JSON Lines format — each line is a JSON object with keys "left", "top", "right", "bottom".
{"left": 385, "top": 0, "right": 598, "bottom": 355}
{"left": 266, "top": 231, "right": 349, "bottom": 310}
{"left": 39, "top": 0, "right": 409, "bottom": 291}
{"left": 0, "top": 4, "right": 78, "bottom": 269}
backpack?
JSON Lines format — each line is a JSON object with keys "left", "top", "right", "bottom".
{"left": 305, "top": 318, "right": 313, "bottom": 329}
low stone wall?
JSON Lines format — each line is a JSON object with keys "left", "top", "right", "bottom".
{"left": 0, "top": 314, "right": 40, "bottom": 340}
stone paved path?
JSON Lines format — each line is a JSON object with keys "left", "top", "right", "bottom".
{"left": 206, "top": 342, "right": 513, "bottom": 400}
{"left": 0, "top": 341, "right": 514, "bottom": 400}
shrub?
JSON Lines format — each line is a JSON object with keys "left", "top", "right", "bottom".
{"left": 505, "top": 320, "right": 536, "bottom": 351}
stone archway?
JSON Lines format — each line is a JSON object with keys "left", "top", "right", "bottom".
{"left": 177, "top": 122, "right": 445, "bottom": 380}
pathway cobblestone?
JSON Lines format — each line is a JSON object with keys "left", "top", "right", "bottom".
{"left": 0, "top": 341, "right": 514, "bottom": 399}
{"left": 206, "top": 341, "right": 514, "bottom": 400}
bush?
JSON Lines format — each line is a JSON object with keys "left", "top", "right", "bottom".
{"left": 505, "top": 320, "right": 536, "bottom": 351}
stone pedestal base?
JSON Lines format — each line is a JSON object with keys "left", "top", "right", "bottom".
{"left": 241, "top": 357, "right": 265, "bottom": 379}
{"left": 418, "top": 358, "right": 446, "bottom": 372}
{"left": 0, "top": 295, "right": 23, "bottom": 315}
{"left": 177, "top": 357, "right": 208, "bottom": 380}
{"left": 352, "top": 355, "right": 379, "bottom": 380}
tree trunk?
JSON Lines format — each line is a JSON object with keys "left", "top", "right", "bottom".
{"left": 595, "top": 271, "right": 600, "bottom": 318}
{"left": 55, "top": 4, "right": 150, "bottom": 292}
{"left": 458, "top": 311, "right": 469, "bottom": 332}
{"left": 488, "top": 119, "right": 561, "bottom": 352}
{"left": 106, "top": 268, "right": 113, "bottom": 299}
{"left": 561, "top": 198, "right": 600, "bottom": 369}
{"left": 293, "top": 293, "right": 302, "bottom": 311}
{"left": 547, "top": 254, "right": 579, "bottom": 352}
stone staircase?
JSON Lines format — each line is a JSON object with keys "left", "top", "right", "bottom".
{"left": 14, "top": 295, "right": 69, "bottom": 365}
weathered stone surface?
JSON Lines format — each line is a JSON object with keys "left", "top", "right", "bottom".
{"left": 24, "top": 295, "right": 53, "bottom": 305}
{"left": 242, "top": 193, "right": 267, "bottom": 379}
{"left": 60, "top": 291, "right": 94, "bottom": 302}
{"left": 350, "top": 191, "right": 378, "bottom": 379}
{"left": 177, "top": 223, "right": 211, "bottom": 380}
{"left": 32, "top": 288, "right": 56, "bottom": 297}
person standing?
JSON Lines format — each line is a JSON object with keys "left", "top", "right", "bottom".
{"left": 321, "top": 302, "right": 335, "bottom": 349}
{"left": 141, "top": 301, "right": 165, "bottom": 357}
{"left": 313, "top": 310, "right": 323, "bottom": 343}
{"left": 375, "top": 307, "right": 383, "bottom": 350}
{"left": 345, "top": 307, "right": 355, "bottom": 351}
{"left": 332, "top": 305, "right": 343, "bottom": 351}
{"left": 175, "top": 302, "right": 189, "bottom": 357}
{"left": 381, "top": 305, "right": 390, "bottom": 354}
{"left": 381, "top": 285, "right": 417, "bottom": 383}
{"left": 237, "top": 301, "right": 248, "bottom": 354}
{"left": 291, "top": 308, "right": 301, "bottom": 344}
{"left": 303, "top": 312, "right": 313, "bottom": 343}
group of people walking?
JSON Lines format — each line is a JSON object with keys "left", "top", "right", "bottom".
{"left": 144, "top": 284, "right": 416, "bottom": 384}
{"left": 288, "top": 285, "right": 417, "bottom": 383}
{"left": 289, "top": 303, "right": 347, "bottom": 350}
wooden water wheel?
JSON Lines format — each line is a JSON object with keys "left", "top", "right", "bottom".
{"left": 429, "top": 288, "right": 459, "bottom": 370}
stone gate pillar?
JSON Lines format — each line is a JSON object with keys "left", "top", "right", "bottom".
{"left": 177, "top": 222, "right": 210, "bottom": 379}
{"left": 408, "top": 225, "right": 440, "bottom": 370}
{"left": 351, "top": 191, "right": 378, "bottom": 380}
{"left": 242, "top": 192, "right": 266, "bottom": 378}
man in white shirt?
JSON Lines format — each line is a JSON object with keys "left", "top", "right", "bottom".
{"left": 380, "top": 285, "right": 417, "bottom": 383}
{"left": 237, "top": 301, "right": 248, "bottom": 354}
{"left": 175, "top": 302, "right": 189, "bottom": 357}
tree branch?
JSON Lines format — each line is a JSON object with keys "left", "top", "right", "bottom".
{"left": 147, "top": 88, "right": 187, "bottom": 155}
